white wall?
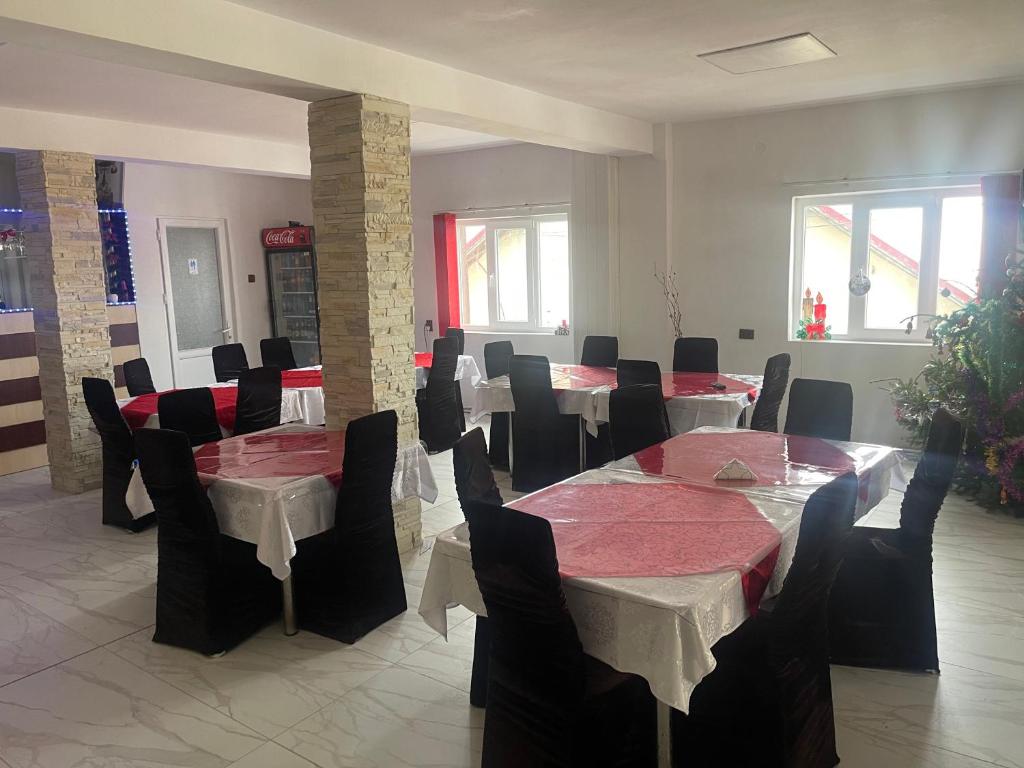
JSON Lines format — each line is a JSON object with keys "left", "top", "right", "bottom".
{"left": 123, "top": 162, "right": 312, "bottom": 390}
{"left": 411, "top": 143, "right": 577, "bottom": 365}
{"left": 619, "top": 81, "right": 1024, "bottom": 445}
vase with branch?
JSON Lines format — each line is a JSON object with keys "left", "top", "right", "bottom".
{"left": 654, "top": 264, "right": 683, "bottom": 338}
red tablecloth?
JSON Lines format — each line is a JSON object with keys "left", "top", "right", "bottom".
{"left": 120, "top": 388, "right": 239, "bottom": 432}
{"left": 632, "top": 430, "right": 856, "bottom": 487}
{"left": 415, "top": 352, "right": 433, "bottom": 368}
{"left": 657, "top": 372, "right": 758, "bottom": 402}
{"left": 193, "top": 430, "right": 345, "bottom": 486}
{"left": 280, "top": 369, "right": 323, "bottom": 389}
{"left": 510, "top": 481, "right": 781, "bottom": 613}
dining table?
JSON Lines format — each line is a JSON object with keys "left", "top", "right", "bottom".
{"left": 118, "top": 383, "right": 304, "bottom": 433}
{"left": 418, "top": 426, "right": 900, "bottom": 767}
{"left": 140, "top": 423, "right": 438, "bottom": 635}
{"left": 472, "top": 363, "right": 763, "bottom": 437}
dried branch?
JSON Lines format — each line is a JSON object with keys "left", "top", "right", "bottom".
{"left": 654, "top": 264, "right": 683, "bottom": 338}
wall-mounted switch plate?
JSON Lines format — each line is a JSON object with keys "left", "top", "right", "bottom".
{"left": 739, "top": 328, "right": 755, "bottom": 340}
{"left": 247, "top": 274, "right": 256, "bottom": 283}
{"left": 424, "top": 320, "right": 434, "bottom": 332}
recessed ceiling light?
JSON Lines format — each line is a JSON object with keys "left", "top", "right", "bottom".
{"left": 698, "top": 33, "right": 836, "bottom": 74}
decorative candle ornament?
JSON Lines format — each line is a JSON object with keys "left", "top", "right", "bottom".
{"left": 801, "top": 287, "right": 814, "bottom": 321}
{"left": 813, "top": 292, "right": 827, "bottom": 322}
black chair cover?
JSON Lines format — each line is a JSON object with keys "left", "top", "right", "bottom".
{"left": 445, "top": 327, "right": 467, "bottom": 430}
{"left": 212, "top": 343, "right": 249, "bottom": 383}
{"left": 609, "top": 384, "right": 671, "bottom": 460}
{"left": 465, "top": 500, "right": 656, "bottom": 767}
{"left": 672, "top": 337, "right": 718, "bottom": 373}
{"left": 784, "top": 378, "right": 853, "bottom": 441}
{"left": 123, "top": 357, "right": 156, "bottom": 396}
{"left": 260, "top": 336, "right": 297, "bottom": 370}
{"left": 158, "top": 388, "right": 221, "bottom": 446}
{"left": 508, "top": 354, "right": 580, "bottom": 492}
{"left": 750, "top": 353, "right": 791, "bottom": 433}
{"left": 616, "top": 359, "right": 662, "bottom": 388}
{"left": 293, "top": 410, "right": 406, "bottom": 643}
{"left": 416, "top": 336, "right": 462, "bottom": 452}
{"left": 672, "top": 472, "right": 858, "bottom": 768}
{"left": 452, "top": 427, "right": 503, "bottom": 707}
{"left": 233, "top": 366, "right": 282, "bottom": 436}
{"left": 136, "top": 428, "right": 281, "bottom": 655}
{"left": 829, "top": 409, "right": 963, "bottom": 672}
{"left": 82, "top": 377, "right": 153, "bottom": 532}
{"left": 484, "top": 340, "right": 514, "bottom": 469}
{"left": 580, "top": 335, "right": 618, "bottom": 368}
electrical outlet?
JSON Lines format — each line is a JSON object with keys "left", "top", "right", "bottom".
{"left": 424, "top": 320, "right": 434, "bottom": 332}
{"left": 739, "top": 328, "right": 755, "bottom": 340}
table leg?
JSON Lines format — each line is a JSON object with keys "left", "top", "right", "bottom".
{"left": 282, "top": 575, "right": 298, "bottom": 636}
{"left": 657, "top": 700, "right": 673, "bottom": 768}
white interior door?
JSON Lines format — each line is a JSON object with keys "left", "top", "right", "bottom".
{"left": 157, "top": 218, "right": 235, "bottom": 388}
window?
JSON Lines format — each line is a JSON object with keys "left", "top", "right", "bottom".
{"left": 792, "top": 187, "right": 982, "bottom": 342}
{"left": 457, "top": 209, "right": 571, "bottom": 331}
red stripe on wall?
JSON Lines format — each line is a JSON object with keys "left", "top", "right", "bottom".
{"left": 433, "top": 212, "right": 460, "bottom": 336}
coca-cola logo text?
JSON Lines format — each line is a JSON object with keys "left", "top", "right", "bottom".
{"left": 262, "top": 227, "right": 312, "bottom": 249}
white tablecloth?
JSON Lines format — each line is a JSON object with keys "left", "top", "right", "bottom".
{"left": 472, "top": 366, "right": 762, "bottom": 436}
{"left": 126, "top": 424, "right": 438, "bottom": 580}
{"left": 414, "top": 354, "right": 482, "bottom": 390}
{"left": 418, "top": 435, "right": 899, "bottom": 714}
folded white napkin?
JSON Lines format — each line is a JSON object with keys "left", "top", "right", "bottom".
{"left": 714, "top": 458, "right": 758, "bottom": 482}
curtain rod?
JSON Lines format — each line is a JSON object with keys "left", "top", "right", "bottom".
{"left": 783, "top": 169, "right": 1018, "bottom": 188}
{"left": 435, "top": 202, "right": 571, "bottom": 215}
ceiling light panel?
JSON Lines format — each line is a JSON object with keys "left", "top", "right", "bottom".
{"left": 699, "top": 33, "right": 836, "bottom": 74}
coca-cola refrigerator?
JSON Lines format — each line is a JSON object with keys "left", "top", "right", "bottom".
{"left": 262, "top": 225, "right": 321, "bottom": 367}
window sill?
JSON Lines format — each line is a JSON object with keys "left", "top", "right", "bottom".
{"left": 464, "top": 329, "right": 571, "bottom": 337}
{"left": 788, "top": 337, "right": 932, "bottom": 347}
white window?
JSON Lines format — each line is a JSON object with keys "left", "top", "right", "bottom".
{"left": 791, "top": 187, "right": 983, "bottom": 342}
{"left": 457, "top": 208, "right": 571, "bottom": 332}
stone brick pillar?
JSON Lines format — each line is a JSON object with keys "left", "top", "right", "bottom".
{"left": 16, "top": 151, "right": 112, "bottom": 493}
{"left": 308, "top": 94, "right": 421, "bottom": 551}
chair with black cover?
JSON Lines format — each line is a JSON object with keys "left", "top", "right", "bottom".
{"left": 452, "top": 427, "right": 503, "bottom": 707}
{"left": 671, "top": 472, "right": 858, "bottom": 768}
{"left": 293, "top": 410, "right": 405, "bottom": 643}
{"left": 580, "top": 335, "right": 618, "bottom": 368}
{"left": 750, "top": 353, "right": 791, "bottom": 433}
{"left": 672, "top": 337, "right": 718, "bottom": 373}
{"left": 784, "top": 378, "right": 853, "bottom": 441}
{"left": 609, "top": 384, "right": 671, "bottom": 460}
{"left": 829, "top": 409, "right": 962, "bottom": 672}
{"left": 123, "top": 357, "right": 156, "bottom": 396}
{"left": 82, "top": 377, "right": 153, "bottom": 532}
{"left": 136, "top": 428, "right": 281, "bottom": 655}
{"left": 484, "top": 340, "right": 514, "bottom": 469}
{"left": 158, "top": 388, "right": 221, "bottom": 446}
{"left": 616, "top": 358, "right": 662, "bottom": 388}
{"left": 260, "top": 336, "right": 297, "bottom": 370}
{"left": 445, "top": 327, "right": 467, "bottom": 430}
{"left": 508, "top": 354, "right": 580, "bottom": 493}
{"left": 212, "top": 343, "right": 249, "bottom": 383}
{"left": 466, "top": 500, "right": 656, "bottom": 767}
{"left": 233, "top": 366, "right": 282, "bottom": 436}
{"left": 416, "top": 336, "right": 462, "bottom": 453}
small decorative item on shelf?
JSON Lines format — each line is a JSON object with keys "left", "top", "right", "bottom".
{"left": 849, "top": 268, "right": 872, "bottom": 296}
{"left": 801, "top": 287, "right": 814, "bottom": 321}
{"left": 796, "top": 290, "right": 831, "bottom": 340}
{"left": 554, "top": 319, "right": 570, "bottom": 336}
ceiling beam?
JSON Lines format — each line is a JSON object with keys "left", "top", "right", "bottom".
{"left": 0, "top": 0, "right": 653, "bottom": 156}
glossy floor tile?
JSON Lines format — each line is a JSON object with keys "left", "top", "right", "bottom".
{"left": 0, "top": 435, "right": 1020, "bottom": 768}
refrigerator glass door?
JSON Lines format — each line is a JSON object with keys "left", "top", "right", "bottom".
{"left": 269, "top": 249, "right": 320, "bottom": 367}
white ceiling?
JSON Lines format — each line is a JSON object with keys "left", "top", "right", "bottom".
{"left": 231, "top": 0, "right": 1024, "bottom": 122}
{"left": 0, "top": 44, "right": 512, "bottom": 155}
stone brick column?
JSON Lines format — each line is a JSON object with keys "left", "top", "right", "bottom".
{"left": 16, "top": 151, "right": 112, "bottom": 493}
{"left": 308, "top": 94, "right": 421, "bottom": 551}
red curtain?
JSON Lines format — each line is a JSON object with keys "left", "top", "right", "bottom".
{"left": 433, "top": 213, "right": 460, "bottom": 335}
{"left": 979, "top": 173, "right": 1022, "bottom": 300}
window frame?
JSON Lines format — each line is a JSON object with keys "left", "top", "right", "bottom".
{"left": 456, "top": 206, "right": 571, "bottom": 333}
{"left": 790, "top": 185, "right": 982, "bottom": 343}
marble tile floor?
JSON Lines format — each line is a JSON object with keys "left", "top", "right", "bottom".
{"left": 0, "top": 449, "right": 1022, "bottom": 767}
